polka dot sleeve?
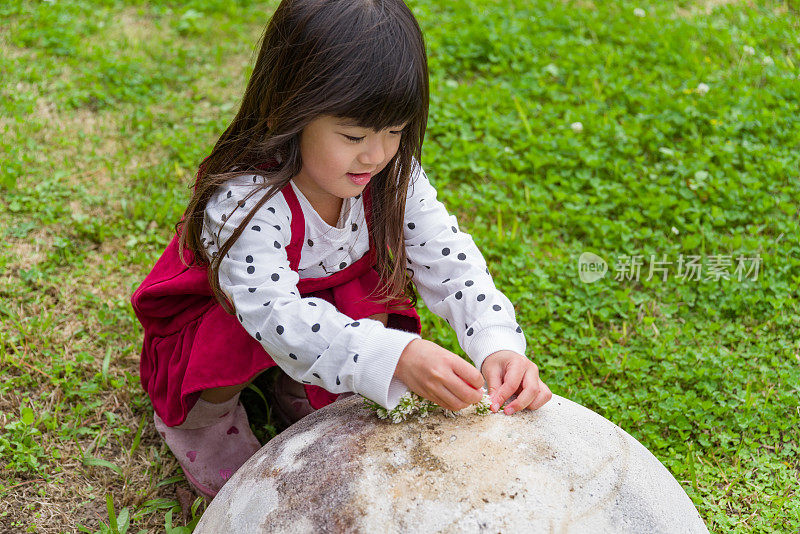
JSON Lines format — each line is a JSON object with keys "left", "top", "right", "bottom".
{"left": 403, "top": 162, "right": 527, "bottom": 372}
{"left": 202, "top": 176, "right": 421, "bottom": 410}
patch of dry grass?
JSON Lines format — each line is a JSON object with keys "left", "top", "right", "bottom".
{"left": 673, "top": 0, "right": 748, "bottom": 17}
{"left": 0, "top": 2, "right": 276, "bottom": 529}
{"left": 0, "top": 234, "right": 198, "bottom": 532}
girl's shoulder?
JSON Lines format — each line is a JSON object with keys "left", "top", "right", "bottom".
{"left": 205, "top": 174, "right": 292, "bottom": 223}
{"left": 404, "top": 159, "right": 435, "bottom": 202}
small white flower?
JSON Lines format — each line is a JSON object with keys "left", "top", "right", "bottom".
{"left": 696, "top": 83, "right": 710, "bottom": 95}
{"left": 762, "top": 56, "right": 774, "bottom": 66}
{"left": 671, "top": 226, "right": 680, "bottom": 235}
{"left": 570, "top": 121, "right": 584, "bottom": 133}
{"left": 743, "top": 45, "right": 755, "bottom": 56}
{"left": 544, "top": 63, "right": 560, "bottom": 77}
{"left": 504, "top": 147, "right": 513, "bottom": 153}
{"left": 474, "top": 394, "right": 493, "bottom": 415}
{"left": 364, "top": 389, "right": 491, "bottom": 423}
{"left": 633, "top": 8, "right": 646, "bottom": 17}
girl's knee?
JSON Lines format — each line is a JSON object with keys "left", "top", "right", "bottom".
{"left": 200, "top": 369, "right": 265, "bottom": 403}
{"left": 200, "top": 383, "right": 246, "bottom": 404}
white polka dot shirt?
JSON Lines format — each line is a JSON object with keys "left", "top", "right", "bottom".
{"left": 201, "top": 161, "right": 526, "bottom": 409}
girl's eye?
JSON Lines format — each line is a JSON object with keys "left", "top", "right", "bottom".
{"left": 342, "top": 128, "right": 404, "bottom": 143}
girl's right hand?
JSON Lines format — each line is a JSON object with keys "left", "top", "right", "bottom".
{"left": 394, "top": 339, "right": 485, "bottom": 411}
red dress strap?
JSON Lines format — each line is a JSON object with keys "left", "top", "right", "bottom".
{"left": 279, "top": 182, "right": 305, "bottom": 272}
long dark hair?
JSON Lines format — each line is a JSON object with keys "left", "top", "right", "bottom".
{"left": 177, "top": 0, "right": 429, "bottom": 314}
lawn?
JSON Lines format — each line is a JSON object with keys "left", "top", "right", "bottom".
{"left": 1, "top": 0, "right": 798, "bottom": 532}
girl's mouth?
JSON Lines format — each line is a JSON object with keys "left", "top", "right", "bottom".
{"left": 347, "top": 172, "right": 372, "bottom": 185}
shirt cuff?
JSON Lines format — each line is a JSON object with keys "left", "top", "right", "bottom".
{"left": 466, "top": 325, "right": 527, "bottom": 373}
{"left": 353, "top": 322, "right": 421, "bottom": 410}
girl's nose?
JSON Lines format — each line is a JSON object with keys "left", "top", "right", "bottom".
{"left": 359, "top": 138, "right": 386, "bottom": 166}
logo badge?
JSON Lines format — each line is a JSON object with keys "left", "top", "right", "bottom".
{"left": 578, "top": 252, "right": 607, "bottom": 283}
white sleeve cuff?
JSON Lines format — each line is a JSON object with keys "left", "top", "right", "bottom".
{"left": 385, "top": 376, "right": 410, "bottom": 410}
{"left": 353, "top": 322, "right": 421, "bottom": 410}
{"left": 466, "top": 325, "right": 527, "bottom": 372}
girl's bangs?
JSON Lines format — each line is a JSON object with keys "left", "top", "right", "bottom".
{"left": 332, "top": 67, "right": 422, "bottom": 131}
{"left": 323, "top": 35, "right": 424, "bottom": 131}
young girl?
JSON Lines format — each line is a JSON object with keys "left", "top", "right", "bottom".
{"left": 131, "top": 0, "right": 551, "bottom": 499}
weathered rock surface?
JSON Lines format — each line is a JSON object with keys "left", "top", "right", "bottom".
{"left": 196, "top": 394, "right": 707, "bottom": 533}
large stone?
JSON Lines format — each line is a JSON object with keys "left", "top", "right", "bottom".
{"left": 196, "top": 394, "right": 707, "bottom": 533}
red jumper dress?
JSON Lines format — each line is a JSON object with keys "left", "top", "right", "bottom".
{"left": 131, "top": 179, "right": 422, "bottom": 427}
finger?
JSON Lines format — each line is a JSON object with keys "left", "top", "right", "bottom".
{"left": 494, "top": 362, "right": 526, "bottom": 408}
{"left": 446, "top": 371, "right": 483, "bottom": 406}
{"left": 451, "top": 356, "right": 484, "bottom": 390}
{"left": 526, "top": 380, "right": 552, "bottom": 411}
{"left": 434, "top": 381, "right": 470, "bottom": 411}
{"left": 414, "top": 386, "right": 447, "bottom": 410}
{"left": 482, "top": 364, "right": 503, "bottom": 412}
{"left": 414, "top": 370, "right": 463, "bottom": 411}
{"left": 504, "top": 367, "right": 540, "bottom": 414}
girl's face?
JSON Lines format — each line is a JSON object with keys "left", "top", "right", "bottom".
{"left": 293, "top": 115, "right": 407, "bottom": 208}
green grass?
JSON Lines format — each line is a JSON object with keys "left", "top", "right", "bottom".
{"left": 1, "top": 0, "right": 798, "bottom": 531}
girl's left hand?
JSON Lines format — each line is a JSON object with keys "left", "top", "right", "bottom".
{"left": 481, "top": 350, "right": 552, "bottom": 415}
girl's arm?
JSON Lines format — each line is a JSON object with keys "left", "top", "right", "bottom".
{"left": 202, "top": 176, "right": 421, "bottom": 410}
{"left": 402, "top": 162, "right": 527, "bottom": 374}
{"left": 402, "top": 163, "right": 550, "bottom": 413}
